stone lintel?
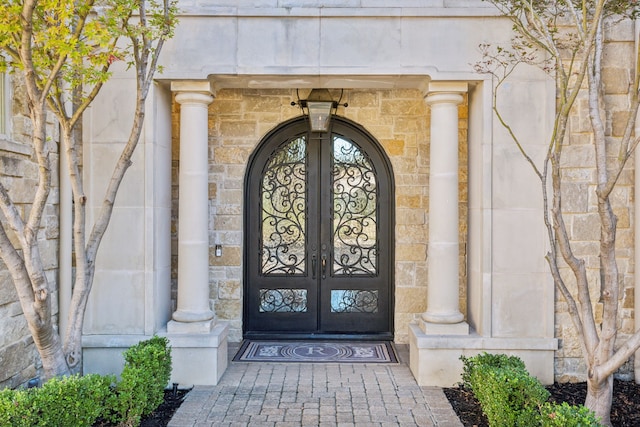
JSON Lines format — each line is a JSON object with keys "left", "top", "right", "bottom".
{"left": 0, "top": 139, "right": 32, "bottom": 156}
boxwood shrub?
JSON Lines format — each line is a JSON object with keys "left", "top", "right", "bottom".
{"left": 0, "top": 374, "right": 113, "bottom": 427}
{"left": 0, "top": 335, "right": 172, "bottom": 427}
{"left": 540, "top": 401, "right": 602, "bottom": 427}
{"left": 105, "top": 335, "right": 172, "bottom": 426}
{"left": 460, "top": 353, "right": 602, "bottom": 427}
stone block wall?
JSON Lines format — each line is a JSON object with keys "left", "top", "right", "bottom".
{"left": 553, "top": 19, "right": 636, "bottom": 381}
{"left": 171, "top": 88, "right": 468, "bottom": 344}
{"left": 0, "top": 74, "right": 60, "bottom": 389}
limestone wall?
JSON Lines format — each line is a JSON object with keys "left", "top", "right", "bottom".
{"left": 170, "top": 88, "right": 468, "bottom": 343}
{"left": 553, "top": 19, "right": 636, "bottom": 381}
{"left": 0, "top": 74, "right": 60, "bottom": 389}
{"left": 23, "top": 0, "right": 635, "bottom": 385}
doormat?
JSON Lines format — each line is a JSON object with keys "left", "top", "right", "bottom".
{"left": 233, "top": 340, "right": 398, "bottom": 363}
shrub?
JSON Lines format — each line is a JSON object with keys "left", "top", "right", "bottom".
{"left": 0, "top": 374, "right": 112, "bottom": 427}
{"left": 0, "top": 387, "right": 34, "bottom": 427}
{"left": 0, "top": 336, "right": 171, "bottom": 427}
{"left": 461, "top": 353, "right": 550, "bottom": 427}
{"left": 106, "top": 335, "right": 172, "bottom": 427}
{"left": 540, "top": 401, "right": 603, "bottom": 427}
{"left": 32, "top": 374, "right": 113, "bottom": 426}
{"left": 461, "top": 352, "right": 526, "bottom": 389}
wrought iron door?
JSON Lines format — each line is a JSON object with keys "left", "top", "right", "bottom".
{"left": 244, "top": 117, "right": 393, "bottom": 339}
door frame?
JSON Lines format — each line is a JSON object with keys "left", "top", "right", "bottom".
{"left": 242, "top": 115, "right": 395, "bottom": 340}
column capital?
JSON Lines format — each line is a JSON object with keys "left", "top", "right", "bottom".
{"left": 175, "top": 91, "right": 214, "bottom": 106}
{"left": 424, "top": 81, "right": 467, "bottom": 105}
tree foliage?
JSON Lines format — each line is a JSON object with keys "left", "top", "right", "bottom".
{"left": 0, "top": 0, "right": 177, "bottom": 380}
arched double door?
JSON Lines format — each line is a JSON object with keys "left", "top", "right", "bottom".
{"left": 243, "top": 116, "right": 394, "bottom": 339}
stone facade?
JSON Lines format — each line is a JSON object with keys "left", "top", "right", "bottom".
{"left": 171, "top": 89, "right": 468, "bottom": 344}
{"left": 1, "top": 1, "right": 639, "bottom": 388}
{"left": 0, "top": 74, "right": 60, "bottom": 389}
{"left": 554, "top": 18, "right": 637, "bottom": 382}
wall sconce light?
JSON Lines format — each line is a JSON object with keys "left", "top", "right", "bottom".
{"left": 215, "top": 244, "right": 222, "bottom": 257}
{"left": 291, "top": 89, "right": 348, "bottom": 132}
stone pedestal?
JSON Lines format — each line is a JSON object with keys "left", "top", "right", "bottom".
{"left": 165, "top": 322, "right": 229, "bottom": 386}
{"left": 409, "top": 324, "right": 558, "bottom": 387}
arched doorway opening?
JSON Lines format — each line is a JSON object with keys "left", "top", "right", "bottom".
{"left": 243, "top": 116, "right": 395, "bottom": 339}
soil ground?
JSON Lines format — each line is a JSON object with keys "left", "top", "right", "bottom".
{"left": 443, "top": 379, "right": 640, "bottom": 427}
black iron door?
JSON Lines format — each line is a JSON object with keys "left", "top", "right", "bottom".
{"left": 244, "top": 117, "right": 393, "bottom": 339}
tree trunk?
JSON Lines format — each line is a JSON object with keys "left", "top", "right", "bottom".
{"left": 585, "top": 375, "right": 613, "bottom": 427}
{"left": 28, "top": 316, "right": 70, "bottom": 380}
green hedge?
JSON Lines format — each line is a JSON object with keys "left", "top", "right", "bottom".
{"left": 540, "top": 401, "right": 602, "bottom": 427}
{"left": 0, "top": 374, "right": 113, "bottom": 427}
{"left": 0, "top": 335, "right": 172, "bottom": 427}
{"left": 106, "top": 335, "right": 172, "bottom": 426}
{"left": 460, "top": 353, "right": 602, "bottom": 427}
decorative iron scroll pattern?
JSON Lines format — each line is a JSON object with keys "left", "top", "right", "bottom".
{"left": 261, "top": 137, "right": 307, "bottom": 276}
{"left": 259, "top": 289, "right": 308, "bottom": 312}
{"left": 330, "top": 290, "right": 379, "bottom": 313}
{"left": 332, "top": 137, "right": 378, "bottom": 276}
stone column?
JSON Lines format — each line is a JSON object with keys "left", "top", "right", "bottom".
{"left": 421, "top": 82, "right": 469, "bottom": 335}
{"left": 168, "top": 81, "right": 215, "bottom": 333}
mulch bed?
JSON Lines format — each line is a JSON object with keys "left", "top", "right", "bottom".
{"left": 444, "top": 379, "right": 640, "bottom": 427}
{"left": 139, "top": 388, "right": 190, "bottom": 427}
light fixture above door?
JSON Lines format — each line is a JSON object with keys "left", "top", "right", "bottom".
{"left": 292, "top": 89, "right": 348, "bottom": 132}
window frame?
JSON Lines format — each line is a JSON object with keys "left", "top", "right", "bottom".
{"left": 0, "top": 71, "right": 10, "bottom": 139}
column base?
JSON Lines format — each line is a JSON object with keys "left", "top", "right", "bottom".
{"left": 171, "top": 308, "right": 214, "bottom": 323}
{"left": 167, "top": 318, "right": 215, "bottom": 334}
{"left": 419, "top": 319, "right": 469, "bottom": 335}
{"left": 408, "top": 323, "right": 558, "bottom": 387}
{"left": 164, "top": 321, "right": 229, "bottom": 386}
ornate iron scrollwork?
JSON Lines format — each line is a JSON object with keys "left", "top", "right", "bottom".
{"left": 260, "top": 137, "right": 307, "bottom": 276}
{"left": 260, "top": 289, "right": 308, "bottom": 312}
{"left": 330, "top": 289, "right": 379, "bottom": 313}
{"left": 332, "top": 137, "right": 378, "bottom": 276}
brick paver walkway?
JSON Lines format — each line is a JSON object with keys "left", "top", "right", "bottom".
{"left": 168, "top": 344, "right": 463, "bottom": 427}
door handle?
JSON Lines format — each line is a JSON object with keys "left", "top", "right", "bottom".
{"left": 312, "top": 255, "right": 317, "bottom": 279}
{"left": 321, "top": 254, "right": 327, "bottom": 279}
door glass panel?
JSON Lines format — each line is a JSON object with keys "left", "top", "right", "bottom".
{"left": 261, "top": 137, "right": 307, "bottom": 275}
{"left": 332, "top": 137, "right": 378, "bottom": 276}
{"left": 260, "top": 289, "right": 308, "bottom": 312}
{"left": 330, "top": 290, "right": 379, "bottom": 313}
